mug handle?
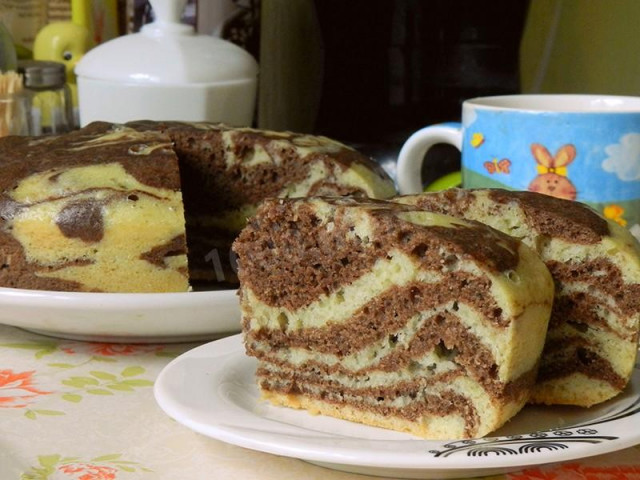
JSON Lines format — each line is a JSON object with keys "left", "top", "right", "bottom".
{"left": 396, "top": 122, "right": 463, "bottom": 194}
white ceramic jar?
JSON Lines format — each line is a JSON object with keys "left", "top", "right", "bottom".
{"left": 74, "top": 0, "right": 258, "bottom": 127}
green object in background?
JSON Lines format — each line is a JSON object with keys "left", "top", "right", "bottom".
{"left": 0, "top": 21, "right": 17, "bottom": 71}
{"left": 424, "top": 171, "right": 462, "bottom": 192}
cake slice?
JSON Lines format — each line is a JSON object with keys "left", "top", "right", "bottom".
{"left": 397, "top": 188, "right": 640, "bottom": 407}
{"left": 0, "top": 122, "right": 188, "bottom": 292}
{"left": 234, "top": 197, "right": 554, "bottom": 439}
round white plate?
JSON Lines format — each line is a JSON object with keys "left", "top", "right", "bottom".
{"left": 154, "top": 335, "right": 640, "bottom": 479}
{"left": 0, "top": 286, "right": 240, "bottom": 343}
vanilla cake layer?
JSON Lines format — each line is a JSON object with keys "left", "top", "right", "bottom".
{"left": 234, "top": 197, "right": 554, "bottom": 439}
{"left": 397, "top": 188, "right": 640, "bottom": 407}
{"left": 0, "top": 123, "right": 188, "bottom": 292}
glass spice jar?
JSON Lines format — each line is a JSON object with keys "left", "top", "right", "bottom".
{"left": 17, "top": 60, "right": 74, "bottom": 135}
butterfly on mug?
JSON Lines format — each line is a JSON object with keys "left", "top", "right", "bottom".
{"left": 483, "top": 158, "right": 511, "bottom": 174}
{"left": 470, "top": 132, "right": 485, "bottom": 148}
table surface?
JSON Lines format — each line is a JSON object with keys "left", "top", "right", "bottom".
{"left": 1, "top": 323, "right": 639, "bottom": 480}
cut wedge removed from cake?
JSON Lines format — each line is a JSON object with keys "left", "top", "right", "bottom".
{"left": 396, "top": 188, "right": 640, "bottom": 407}
{"left": 129, "top": 121, "right": 397, "bottom": 287}
{"left": 234, "top": 197, "right": 554, "bottom": 439}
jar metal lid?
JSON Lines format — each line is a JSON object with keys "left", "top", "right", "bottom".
{"left": 17, "top": 60, "right": 67, "bottom": 89}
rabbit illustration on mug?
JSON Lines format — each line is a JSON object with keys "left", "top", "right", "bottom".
{"left": 528, "top": 143, "right": 577, "bottom": 200}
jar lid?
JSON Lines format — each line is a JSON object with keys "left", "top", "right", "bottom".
{"left": 18, "top": 60, "right": 66, "bottom": 89}
{"left": 74, "top": 0, "right": 258, "bottom": 85}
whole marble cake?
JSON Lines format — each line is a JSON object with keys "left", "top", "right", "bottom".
{"left": 234, "top": 197, "right": 554, "bottom": 439}
{"left": 397, "top": 188, "right": 640, "bottom": 407}
{"left": 0, "top": 121, "right": 396, "bottom": 292}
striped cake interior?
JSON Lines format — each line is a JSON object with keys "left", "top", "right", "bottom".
{"left": 235, "top": 197, "right": 553, "bottom": 438}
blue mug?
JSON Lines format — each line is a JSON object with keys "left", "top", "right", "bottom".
{"left": 397, "top": 94, "right": 640, "bottom": 236}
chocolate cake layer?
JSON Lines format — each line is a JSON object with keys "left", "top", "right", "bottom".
{"left": 258, "top": 368, "right": 482, "bottom": 437}
{"left": 244, "top": 278, "right": 506, "bottom": 359}
{"left": 246, "top": 306, "right": 539, "bottom": 402}
{"left": 397, "top": 188, "right": 640, "bottom": 407}
{"left": 235, "top": 197, "right": 554, "bottom": 439}
{"left": 236, "top": 198, "right": 520, "bottom": 310}
{"left": 538, "top": 337, "right": 626, "bottom": 390}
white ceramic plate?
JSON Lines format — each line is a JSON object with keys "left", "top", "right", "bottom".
{"left": 0, "top": 286, "right": 240, "bottom": 343}
{"left": 155, "top": 335, "right": 640, "bottom": 479}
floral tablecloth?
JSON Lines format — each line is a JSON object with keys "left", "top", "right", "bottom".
{"left": 1, "top": 323, "right": 639, "bottom": 480}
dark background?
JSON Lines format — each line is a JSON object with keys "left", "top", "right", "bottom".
{"left": 311, "top": 0, "right": 530, "bottom": 184}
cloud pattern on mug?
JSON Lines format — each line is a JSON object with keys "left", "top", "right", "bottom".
{"left": 603, "top": 133, "right": 640, "bottom": 182}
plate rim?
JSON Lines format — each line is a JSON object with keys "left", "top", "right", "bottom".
{"left": 0, "top": 285, "right": 236, "bottom": 301}
{"left": 0, "top": 286, "right": 240, "bottom": 342}
{"left": 154, "top": 334, "right": 640, "bottom": 472}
